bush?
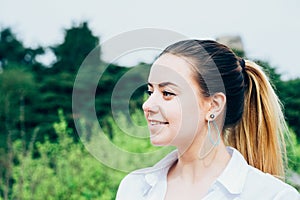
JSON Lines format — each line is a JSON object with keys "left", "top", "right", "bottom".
{"left": 2, "top": 109, "right": 172, "bottom": 199}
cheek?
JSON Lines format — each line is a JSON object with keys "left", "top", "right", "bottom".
{"left": 171, "top": 95, "right": 205, "bottom": 142}
{"left": 166, "top": 95, "right": 203, "bottom": 126}
{"left": 164, "top": 98, "right": 182, "bottom": 121}
{"left": 180, "top": 94, "right": 204, "bottom": 123}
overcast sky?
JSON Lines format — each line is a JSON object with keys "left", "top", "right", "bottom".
{"left": 1, "top": 0, "right": 299, "bottom": 79}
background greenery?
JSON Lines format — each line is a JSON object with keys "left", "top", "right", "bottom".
{"left": 0, "top": 22, "right": 299, "bottom": 199}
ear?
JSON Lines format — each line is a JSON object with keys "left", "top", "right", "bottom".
{"left": 205, "top": 92, "right": 226, "bottom": 121}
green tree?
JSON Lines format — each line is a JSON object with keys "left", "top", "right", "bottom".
{"left": 0, "top": 67, "right": 38, "bottom": 141}
{"left": 281, "top": 78, "right": 300, "bottom": 138}
{"left": 50, "top": 22, "right": 100, "bottom": 73}
{"left": 0, "top": 66, "right": 38, "bottom": 200}
{"left": 0, "top": 28, "right": 44, "bottom": 71}
{"left": 35, "top": 21, "right": 100, "bottom": 140}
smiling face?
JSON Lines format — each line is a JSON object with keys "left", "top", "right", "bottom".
{"left": 142, "top": 53, "right": 211, "bottom": 149}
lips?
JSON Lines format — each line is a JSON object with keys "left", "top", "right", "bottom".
{"left": 147, "top": 119, "right": 169, "bottom": 139}
{"left": 149, "top": 120, "right": 169, "bottom": 126}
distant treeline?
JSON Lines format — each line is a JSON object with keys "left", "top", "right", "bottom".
{"left": 0, "top": 21, "right": 299, "bottom": 151}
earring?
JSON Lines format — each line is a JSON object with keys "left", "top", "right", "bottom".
{"left": 210, "top": 114, "right": 215, "bottom": 119}
{"left": 198, "top": 119, "right": 221, "bottom": 160}
{"left": 207, "top": 120, "right": 220, "bottom": 146}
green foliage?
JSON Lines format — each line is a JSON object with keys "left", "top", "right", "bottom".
{"left": 0, "top": 28, "right": 43, "bottom": 69}
{"left": 50, "top": 22, "right": 100, "bottom": 73}
{"left": 106, "top": 110, "right": 173, "bottom": 154}
{"left": 286, "top": 129, "right": 300, "bottom": 190}
{"left": 0, "top": 67, "right": 38, "bottom": 144}
{"left": 5, "top": 110, "right": 125, "bottom": 199}
{"left": 0, "top": 109, "right": 173, "bottom": 199}
{"left": 280, "top": 78, "right": 300, "bottom": 137}
{"left": 286, "top": 128, "right": 300, "bottom": 174}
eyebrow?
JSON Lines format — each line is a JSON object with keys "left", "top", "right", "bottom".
{"left": 148, "top": 82, "right": 179, "bottom": 88}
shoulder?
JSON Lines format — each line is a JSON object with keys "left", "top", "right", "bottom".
{"left": 116, "top": 166, "right": 169, "bottom": 200}
{"left": 116, "top": 150, "right": 178, "bottom": 200}
{"left": 116, "top": 169, "right": 148, "bottom": 200}
{"left": 226, "top": 147, "right": 299, "bottom": 199}
{"left": 243, "top": 164, "right": 299, "bottom": 199}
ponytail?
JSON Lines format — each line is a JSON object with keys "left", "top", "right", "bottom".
{"left": 226, "top": 60, "right": 288, "bottom": 179}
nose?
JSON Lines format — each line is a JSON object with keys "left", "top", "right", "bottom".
{"left": 142, "top": 94, "right": 159, "bottom": 115}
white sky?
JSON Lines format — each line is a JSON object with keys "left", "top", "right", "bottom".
{"left": 0, "top": 0, "right": 300, "bottom": 79}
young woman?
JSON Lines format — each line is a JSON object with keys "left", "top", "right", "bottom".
{"left": 116, "top": 40, "right": 299, "bottom": 199}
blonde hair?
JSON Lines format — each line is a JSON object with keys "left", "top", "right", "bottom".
{"left": 225, "top": 60, "right": 287, "bottom": 178}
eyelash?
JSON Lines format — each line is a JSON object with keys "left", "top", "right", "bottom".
{"left": 162, "top": 91, "right": 176, "bottom": 97}
{"left": 146, "top": 90, "right": 153, "bottom": 96}
{"left": 146, "top": 90, "right": 176, "bottom": 97}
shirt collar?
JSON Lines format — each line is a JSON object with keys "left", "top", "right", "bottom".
{"left": 142, "top": 147, "right": 249, "bottom": 195}
{"left": 216, "top": 147, "right": 249, "bottom": 194}
{"left": 142, "top": 150, "right": 178, "bottom": 197}
{"left": 135, "top": 149, "right": 178, "bottom": 175}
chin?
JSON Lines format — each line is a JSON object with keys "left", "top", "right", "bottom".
{"left": 150, "top": 138, "right": 165, "bottom": 146}
{"left": 151, "top": 141, "right": 168, "bottom": 147}
{"left": 150, "top": 136, "right": 173, "bottom": 147}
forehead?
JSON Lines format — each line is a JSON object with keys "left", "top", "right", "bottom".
{"left": 148, "top": 54, "right": 194, "bottom": 86}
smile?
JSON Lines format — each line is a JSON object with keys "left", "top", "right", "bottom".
{"left": 149, "top": 120, "right": 169, "bottom": 125}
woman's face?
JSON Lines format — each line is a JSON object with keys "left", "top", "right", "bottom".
{"left": 142, "top": 53, "right": 210, "bottom": 149}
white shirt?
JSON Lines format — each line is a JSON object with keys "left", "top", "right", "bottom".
{"left": 116, "top": 147, "right": 299, "bottom": 200}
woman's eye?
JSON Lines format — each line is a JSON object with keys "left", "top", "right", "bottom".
{"left": 146, "top": 90, "right": 153, "bottom": 96}
{"left": 162, "top": 91, "right": 176, "bottom": 97}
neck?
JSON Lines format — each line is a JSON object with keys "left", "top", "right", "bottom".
{"left": 170, "top": 141, "right": 231, "bottom": 184}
